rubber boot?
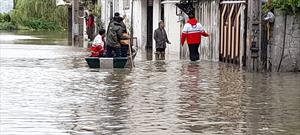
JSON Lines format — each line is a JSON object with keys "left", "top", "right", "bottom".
{"left": 161, "top": 52, "right": 165, "bottom": 60}
{"left": 155, "top": 52, "right": 160, "bottom": 60}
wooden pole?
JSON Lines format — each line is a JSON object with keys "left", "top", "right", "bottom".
{"left": 72, "top": 0, "right": 80, "bottom": 47}
{"left": 246, "top": 0, "right": 252, "bottom": 71}
{"left": 130, "top": 0, "right": 134, "bottom": 68}
{"left": 246, "top": 0, "right": 262, "bottom": 71}
{"left": 258, "top": 0, "right": 262, "bottom": 71}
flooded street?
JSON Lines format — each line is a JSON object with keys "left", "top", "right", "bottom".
{"left": 0, "top": 31, "right": 300, "bottom": 135}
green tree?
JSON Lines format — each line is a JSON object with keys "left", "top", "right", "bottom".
{"left": 11, "top": 0, "right": 68, "bottom": 30}
{"left": 268, "top": 0, "right": 300, "bottom": 14}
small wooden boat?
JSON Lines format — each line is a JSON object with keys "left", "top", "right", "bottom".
{"left": 85, "top": 51, "right": 137, "bottom": 69}
{"left": 85, "top": 57, "right": 128, "bottom": 68}
{"left": 86, "top": 37, "right": 138, "bottom": 68}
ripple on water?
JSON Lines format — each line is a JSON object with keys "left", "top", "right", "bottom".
{"left": 1, "top": 44, "right": 300, "bottom": 135}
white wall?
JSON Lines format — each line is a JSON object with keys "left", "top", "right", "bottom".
{"left": 163, "top": 3, "right": 181, "bottom": 57}
{"left": 100, "top": 0, "right": 107, "bottom": 28}
{"left": 134, "top": 0, "right": 147, "bottom": 48}
{"left": 195, "top": 1, "right": 219, "bottom": 61}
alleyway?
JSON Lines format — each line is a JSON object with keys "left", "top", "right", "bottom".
{"left": 0, "top": 32, "right": 300, "bottom": 135}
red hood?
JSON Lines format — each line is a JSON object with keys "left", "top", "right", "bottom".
{"left": 188, "top": 18, "right": 198, "bottom": 25}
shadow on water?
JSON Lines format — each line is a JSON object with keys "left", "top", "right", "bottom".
{"left": 0, "top": 32, "right": 299, "bottom": 135}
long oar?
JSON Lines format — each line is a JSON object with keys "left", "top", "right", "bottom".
{"left": 128, "top": 39, "right": 134, "bottom": 68}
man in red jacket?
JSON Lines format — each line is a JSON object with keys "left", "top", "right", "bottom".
{"left": 87, "top": 10, "right": 95, "bottom": 41}
{"left": 181, "top": 14, "right": 209, "bottom": 61}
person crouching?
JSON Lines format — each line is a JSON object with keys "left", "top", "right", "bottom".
{"left": 90, "top": 29, "right": 106, "bottom": 57}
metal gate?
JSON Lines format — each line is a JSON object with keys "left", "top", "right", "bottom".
{"left": 219, "top": 0, "right": 247, "bottom": 65}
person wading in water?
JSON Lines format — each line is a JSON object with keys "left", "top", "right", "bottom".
{"left": 154, "top": 20, "right": 171, "bottom": 60}
{"left": 181, "top": 13, "right": 209, "bottom": 61}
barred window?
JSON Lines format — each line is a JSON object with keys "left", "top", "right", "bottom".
{"left": 123, "top": 0, "right": 130, "bottom": 10}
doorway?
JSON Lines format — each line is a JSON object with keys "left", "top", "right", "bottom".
{"left": 146, "top": 0, "right": 153, "bottom": 49}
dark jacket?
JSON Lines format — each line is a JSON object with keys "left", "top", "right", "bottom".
{"left": 154, "top": 27, "right": 169, "bottom": 49}
{"left": 106, "top": 19, "right": 127, "bottom": 48}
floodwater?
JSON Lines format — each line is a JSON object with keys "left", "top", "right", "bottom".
{"left": 0, "top": 31, "right": 300, "bottom": 135}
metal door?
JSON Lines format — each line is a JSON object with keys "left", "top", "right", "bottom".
{"left": 219, "top": 0, "right": 247, "bottom": 65}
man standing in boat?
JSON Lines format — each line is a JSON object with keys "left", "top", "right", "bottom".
{"left": 106, "top": 13, "right": 129, "bottom": 57}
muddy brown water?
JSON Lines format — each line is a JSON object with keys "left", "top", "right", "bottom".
{"left": 0, "top": 31, "right": 299, "bottom": 135}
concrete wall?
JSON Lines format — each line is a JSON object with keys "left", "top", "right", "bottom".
{"left": 134, "top": 0, "right": 147, "bottom": 48}
{"left": 194, "top": 0, "right": 219, "bottom": 61}
{"left": 163, "top": 2, "right": 182, "bottom": 57}
{"left": 270, "top": 11, "right": 300, "bottom": 72}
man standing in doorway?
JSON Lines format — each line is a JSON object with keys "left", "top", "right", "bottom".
{"left": 86, "top": 10, "right": 95, "bottom": 41}
{"left": 154, "top": 20, "right": 171, "bottom": 60}
{"left": 181, "top": 14, "right": 209, "bottom": 61}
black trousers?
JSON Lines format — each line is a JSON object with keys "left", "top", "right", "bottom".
{"left": 188, "top": 44, "right": 200, "bottom": 61}
{"left": 155, "top": 48, "right": 166, "bottom": 60}
{"left": 156, "top": 48, "right": 166, "bottom": 53}
{"left": 121, "top": 45, "right": 129, "bottom": 57}
{"left": 105, "top": 46, "right": 121, "bottom": 57}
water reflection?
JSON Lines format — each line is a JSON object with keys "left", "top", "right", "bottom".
{"left": 98, "top": 69, "right": 132, "bottom": 134}
{"left": 0, "top": 30, "right": 67, "bottom": 45}
{"left": 216, "top": 65, "right": 246, "bottom": 134}
{"left": 245, "top": 73, "right": 300, "bottom": 135}
{"left": 178, "top": 63, "right": 204, "bottom": 133}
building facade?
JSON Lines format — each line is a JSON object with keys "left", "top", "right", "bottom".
{"left": 100, "top": 0, "right": 225, "bottom": 61}
{"left": 101, "top": 0, "right": 182, "bottom": 59}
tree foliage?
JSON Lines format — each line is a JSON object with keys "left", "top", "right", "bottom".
{"left": 269, "top": 0, "right": 300, "bottom": 14}
{"left": 11, "top": 0, "right": 68, "bottom": 30}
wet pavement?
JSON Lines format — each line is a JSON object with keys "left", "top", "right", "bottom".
{"left": 0, "top": 31, "right": 300, "bottom": 135}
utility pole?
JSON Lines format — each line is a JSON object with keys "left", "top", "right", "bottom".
{"left": 72, "top": 0, "right": 82, "bottom": 47}
{"left": 246, "top": 0, "right": 262, "bottom": 71}
{"left": 130, "top": 0, "right": 134, "bottom": 45}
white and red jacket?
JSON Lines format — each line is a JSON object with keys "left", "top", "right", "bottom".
{"left": 181, "top": 18, "right": 209, "bottom": 45}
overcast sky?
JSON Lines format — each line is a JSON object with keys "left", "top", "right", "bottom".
{"left": 0, "top": 0, "right": 13, "bottom": 13}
